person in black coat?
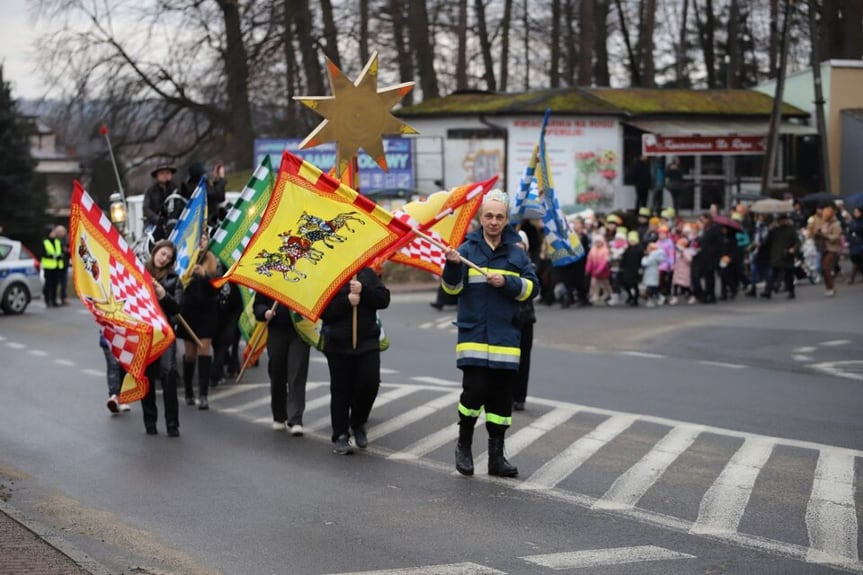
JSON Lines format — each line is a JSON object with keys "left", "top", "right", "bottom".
{"left": 763, "top": 214, "right": 800, "bottom": 299}
{"left": 694, "top": 213, "right": 724, "bottom": 303}
{"left": 142, "top": 240, "right": 183, "bottom": 436}
{"left": 512, "top": 231, "right": 536, "bottom": 411}
{"left": 632, "top": 155, "right": 653, "bottom": 212}
{"left": 321, "top": 267, "right": 390, "bottom": 455}
{"left": 254, "top": 293, "right": 311, "bottom": 434}
{"left": 620, "top": 231, "right": 644, "bottom": 306}
{"left": 143, "top": 165, "right": 179, "bottom": 240}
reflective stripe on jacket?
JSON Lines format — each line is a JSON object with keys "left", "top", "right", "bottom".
{"left": 41, "top": 238, "right": 64, "bottom": 270}
{"left": 441, "top": 227, "right": 539, "bottom": 371}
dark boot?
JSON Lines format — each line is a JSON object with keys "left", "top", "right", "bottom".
{"left": 197, "top": 355, "right": 211, "bottom": 410}
{"left": 182, "top": 358, "right": 196, "bottom": 405}
{"left": 487, "top": 437, "right": 518, "bottom": 477}
{"left": 455, "top": 418, "right": 475, "bottom": 476}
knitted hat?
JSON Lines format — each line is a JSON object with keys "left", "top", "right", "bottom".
{"left": 606, "top": 214, "right": 623, "bottom": 225}
{"left": 627, "top": 230, "right": 640, "bottom": 245}
{"left": 731, "top": 212, "right": 743, "bottom": 221}
{"left": 638, "top": 207, "right": 651, "bottom": 217}
{"left": 660, "top": 207, "right": 676, "bottom": 219}
{"left": 649, "top": 216, "right": 660, "bottom": 226}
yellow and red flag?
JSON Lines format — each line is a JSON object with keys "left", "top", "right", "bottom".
{"left": 214, "top": 151, "right": 414, "bottom": 321}
{"left": 382, "top": 178, "right": 497, "bottom": 274}
{"left": 70, "top": 181, "right": 176, "bottom": 403}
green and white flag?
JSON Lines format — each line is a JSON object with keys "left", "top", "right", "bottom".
{"left": 210, "top": 157, "right": 275, "bottom": 342}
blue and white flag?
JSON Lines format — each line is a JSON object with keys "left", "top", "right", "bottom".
{"left": 531, "top": 110, "right": 584, "bottom": 267}
{"left": 168, "top": 176, "right": 207, "bottom": 285}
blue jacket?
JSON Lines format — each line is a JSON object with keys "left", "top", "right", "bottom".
{"left": 441, "top": 226, "right": 539, "bottom": 371}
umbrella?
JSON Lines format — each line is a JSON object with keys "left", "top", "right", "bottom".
{"left": 712, "top": 214, "right": 743, "bottom": 232}
{"left": 843, "top": 192, "right": 863, "bottom": 210}
{"left": 750, "top": 198, "right": 794, "bottom": 214}
{"left": 799, "top": 192, "right": 838, "bottom": 206}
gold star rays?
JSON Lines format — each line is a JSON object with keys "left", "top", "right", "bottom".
{"left": 294, "top": 52, "right": 417, "bottom": 179}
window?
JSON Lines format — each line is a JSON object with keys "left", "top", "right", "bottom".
{"left": 0, "top": 243, "right": 12, "bottom": 261}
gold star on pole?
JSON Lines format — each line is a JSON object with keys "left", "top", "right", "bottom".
{"left": 294, "top": 52, "right": 418, "bottom": 179}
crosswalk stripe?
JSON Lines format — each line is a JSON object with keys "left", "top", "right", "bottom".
{"left": 690, "top": 437, "right": 774, "bottom": 535}
{"left": 219, "top": 396, "right": 271, "bottom": 413}
{"left": 411, "top": 376, "right": 460, "bottom": 387}
{"left": 321, "top": 563, "right": 506, "bottom": 575}
{"left": 518, "top": 414, "right": 636, "bottom": 491}
{"left": 473, "top": 407, "right": 578, "bottom": 475}
{"left": 805, "top": 451, "right": 860, "bottom": 564}
{"left": 210, "top": 383, "right": 268, "bottom": 402}
{"left": 306, "top": 386, "right": 422, "bottom": 432}
{"left": 368, "top": 391, "right": 461, "bottom": 442}
{"left": 593, "top": 426, "right": 702, "bottom": 511}
{"left": 389, "top": 425, "right": 456, "bottom": 460}
{"left": 520, "top": 546, "right": 695, "bottom": 569}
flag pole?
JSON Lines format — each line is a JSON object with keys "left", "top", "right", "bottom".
{"left": 99, "top": 124, "right": 126, "bottom": 204}
{"left": 175, "top": 314, "right": 203, "bottom": 348}
{"left": 236, "top": 300, "right": 278, "bottom": 384}
{"left": 350, "top": 156, "right": 359, "bottom": 350}
{"left": 411, "top": 228, "right": 488, "bottom": 277}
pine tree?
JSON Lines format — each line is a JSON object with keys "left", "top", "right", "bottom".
{"left": 0, "top": 66, "right": 49, "bottom": 250}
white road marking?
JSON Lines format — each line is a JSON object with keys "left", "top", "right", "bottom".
{"left": 380, "top": 367, "right": 399, "bottom": 375}
{"left": 518, "top": 415, "right": 636, "bottom": 491}
{"left": 219, "top": 382, "right": 328, "bottom": 413}
{"left": 820, "top": 340, "right": 851, "bottom": 347}
{"left": 322, "top": 563, "right": 505, "bottom": 575}
{"left": 368, "top": 391, "right": 460, "bottom": 442}
{"left": 209, "top": 383, "right": 268, "bottom": 402}
{"left": 418, "top": 321, "right": 435, "bottom": 329}
{"left": 520, "top": 546, "right": 695, "bottom": 570}
{"left": 306, "top": 385, "right": 421, "bottom": 432}
{"left": 593, "top": 426, "right": 702, "bottom": 511}
{"left": 698, "top": 360, "right": 746, "bottom": 369}
{"left": 691, "top": 437, "right": 774, "bottom": 535}
{"left": 54, "top": 359, "right": 76, "bottom": 367}
{"left": 6, "top": 342, "right": 25, "bottom": 349}
{"left": 618, "top": 351, "right": 666, "bottom": 359}
{"left": 28, "top": 349, "right": 49, "bottom": 357}
{"left": 473, "top": 407, "right": 578, "bottom": 475}
{"left": 806, "top": 451, "right": 859, "bottom": 565}
{"left": 389, "top": 425, "right": 455, "bottom": 460}
{"left": 794, "top": 346, "right": 817, "bottom": 353}
{"left": 411, "top": 376, "right": 460, "bottom": 387}
{"left": 0, "top": 335, "right": 5, "bottom": 341}
{"left": 793, "top": 354, "right": 813, "bottom": 362}
{"left": 809, "top": 361, "right": 863, "bottom": 382}
{"left": 81, "top": 368, "right": 104, "bottom": 377}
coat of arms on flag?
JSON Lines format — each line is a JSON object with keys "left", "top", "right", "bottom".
{"left": 214, "top": 150, "right": 414, "bottom": 321}
{"left": 70, "top": 181, "right": 175, "bottom": 403}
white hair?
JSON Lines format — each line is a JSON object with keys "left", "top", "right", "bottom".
{"left": 482, "top": 188, "right": 509, "bottom": 209}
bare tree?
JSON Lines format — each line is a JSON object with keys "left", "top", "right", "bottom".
{"left": 523, "top": 0, "right": 531, "bottom": 90}
{"left": 409, "top": 0, "right": 440, "bottom": 99}
{"left": 635, "top": 0, "right": 657, "bottom": 86}
{"left": 321, "top": 0, "right": 343, "bottom": 67}
{"left": 455, "top": 0, "right": 468, "bottom": 90}
{"left": 677, "top": 0, "right": 690, "bottom": 85}
{"left": 578, "top": 0, "right": 596, "bottom": 85}
{"left": 727, "top": 0, "right": 741, "bottom": 87}
{"left": 614, "top": 0, "right": 642, "bottom": 85}
{"left": 216, "top": 0, "right": 254, "bottom": 169}
{"left": 475, "top": 0, "right": 497, "bottom": 90}
{"left": 769, "top": 0, "right": 780, "bottom": 78}
{"left": 594, "top": 0, "right": 611, "bottom": 86}
{"left": 357, "top": 0, "right": 369, "bottom": 64}
{"left": 499, "top": 0, "right": 514, "bottom": 91}
{"left": 550, "top": 0, "right": 561, "bottom": 88}
{"left": 693, "top": 0, "right": 718, "bottom": 88}
{"left": 388, "top": 0, "right": 414, "bottom": 104}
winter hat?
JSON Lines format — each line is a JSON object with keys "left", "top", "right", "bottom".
{"left": 649, "top": 216, "right": 660, "bottom": 226}
{"left": 150, "top": 164, "right": 177, "bottom": 178}
{"left": 638, "top": 207, "right": 651, "bottom": 217}
{"left": 661, "top": 207, "right": 676, "bottom": 219}
{"left": 517, "top": 230, "right": 530, "bottom": 250}
{"left": 731, "top": 212, "right": 743, "bottom": 221}
{"left": 627, "top": 230, "right": 640, "bottom": 245}
{"left": 606, "top": 214, "right": 623, "bottom": 226}
{"left": 657, "top": 225, "right": 670, "bottom": 234}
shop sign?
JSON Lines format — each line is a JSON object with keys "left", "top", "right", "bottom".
{"left": 642, "top": 133, "right": 767, "bottom": 156}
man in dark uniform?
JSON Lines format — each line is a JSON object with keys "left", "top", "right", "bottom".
{"left": 441, "top": 190, "right": 539, "bottom": 478}
{"left": 143, "top": 164, "right": 179, "bottom": 241}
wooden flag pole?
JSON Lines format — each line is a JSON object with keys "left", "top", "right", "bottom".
{"left": 236, "top": 300, "right": 278, "bottom": 384}
{"left": 351, "top": 156, "right": 359, "bottom": 349}
{"left": 175, "top": 314, "right": 203, "bottom": 348}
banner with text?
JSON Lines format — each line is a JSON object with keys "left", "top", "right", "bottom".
{"left": 642, "top": 133, "right": 767, "bottom": 156}
{"left": 254, "top": 138, "right": 414, "bottom": 191}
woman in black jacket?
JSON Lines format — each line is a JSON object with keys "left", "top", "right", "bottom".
{"left": 253, "top": 293, "right": 311, "bottom": 435}
{"left": 143, "top": 240, "right": 183, "bottom": 436}
{"left": 320, "top": 267, "right": 390, "bottom": 455}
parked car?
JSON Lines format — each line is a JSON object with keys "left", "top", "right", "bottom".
{"left": 0, "top": 236, "right": 43, "bottom": 314}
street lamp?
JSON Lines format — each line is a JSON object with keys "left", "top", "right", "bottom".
{"left": 109, "top": 192, "right": 127, "bottom": 234}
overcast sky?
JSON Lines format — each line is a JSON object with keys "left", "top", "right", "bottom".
{"left": 1, "top": 0, "right": 44, "bottom": 100}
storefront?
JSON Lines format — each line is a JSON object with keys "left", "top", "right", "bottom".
{"left": 398, "top": 87, "right": 814, "bottom": 214}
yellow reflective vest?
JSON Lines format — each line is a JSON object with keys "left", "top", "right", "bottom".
{"left": 41, "top": 238, "right": 64, "bottom": 270}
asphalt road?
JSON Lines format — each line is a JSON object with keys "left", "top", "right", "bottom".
{"left": 0, "top": 282, "right": 861, "bottom": 575}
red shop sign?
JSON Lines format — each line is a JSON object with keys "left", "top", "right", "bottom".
{"left": 642, "top": 133, "right": 767, "bottom": 156}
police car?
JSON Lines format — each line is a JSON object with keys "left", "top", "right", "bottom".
{"left": 0, "top": 236, "right": 43, "bottom": 314}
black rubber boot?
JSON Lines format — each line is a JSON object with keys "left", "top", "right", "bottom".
{"left": 197, "top": 355, "right": 211, "bottom": 410}
{"left": 455, "top": 419, "right": 475, "bottom": 476}
{"left": 488, "top": 437, "right": 518, "bottom": 477}
{"left": 182, "top": 358, "right": 196, "bottom": 405}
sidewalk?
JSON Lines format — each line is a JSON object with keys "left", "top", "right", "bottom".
{"left": 0, "top": 499, "right": 110, "bottom": 575}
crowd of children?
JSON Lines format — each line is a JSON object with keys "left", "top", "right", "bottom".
{"left": 530, "top": 200, "right": 861, "bottom": 309}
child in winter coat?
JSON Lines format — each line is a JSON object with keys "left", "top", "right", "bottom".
{"left": 656, "top": 225, "right": 676, "bottom": 303}
{"left": 669, "top": 237, "right": 694, "bottom": 305}
{"left": 607, "top": 229, "right": 629, "bottom": 306}
{"left": 620, "top": 230, "right": 643, "bottom": 306}
{"left": 641, "top": 242, "right": 666, "bottom": 307}
{"left": 585, "top": 234, "right": 612, "bottom": 304}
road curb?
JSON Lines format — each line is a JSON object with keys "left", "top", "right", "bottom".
{"left": 0, "top": 498, "right": 114, "bottom": 575}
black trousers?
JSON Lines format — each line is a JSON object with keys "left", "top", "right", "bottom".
{"left": 212, "top": 309, "right": 241, "bottom": 380}
{"left": 43, "top": 268, "right": 61, "bottom": 305}
{"left": 459, "top": 366, "right": 515, "bottom": 439}
{"left": 142, "top": 349, "right": 179, "bottom": 429}
{"left": 513, "top": 323, "right": 533, "bottom": 403}
{"left": 267, "top": 327, "right": 310, "bottom": 426}
{"left": 325, "top": 350, "right": 380, "bottom": 441}
{"left": 635, "top": 186, "right": 649, "bottom": 211}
